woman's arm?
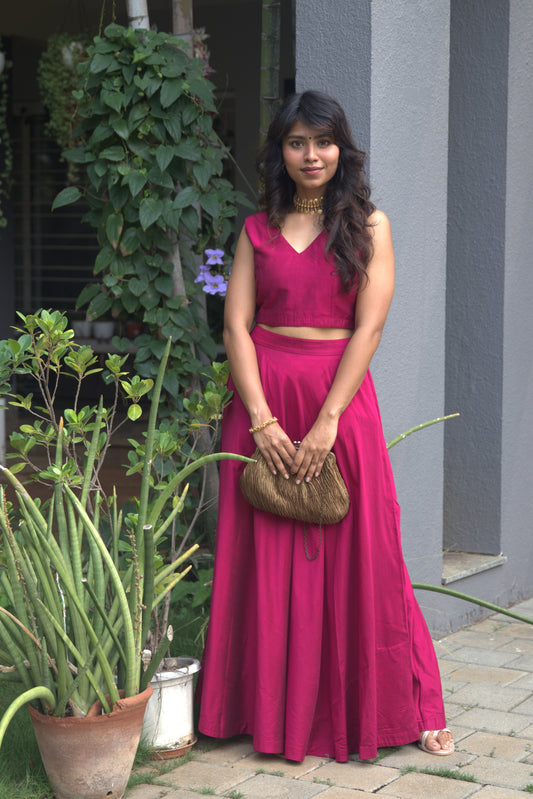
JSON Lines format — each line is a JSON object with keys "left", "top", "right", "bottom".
{"left": 291, "top": 209, "right": 395, "bottom": 483}
{"left": 223, "top": 227, "right": 297, "bottom": 477}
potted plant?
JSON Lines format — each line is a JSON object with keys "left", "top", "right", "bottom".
{"left": 37, "top": 32, "right": 90, "bottom": 184}
{"left": 127, "top": 359, "right": 233, "bottom": 757}
{"left": 0, "top": 309, "right": 249, "bottom": 798}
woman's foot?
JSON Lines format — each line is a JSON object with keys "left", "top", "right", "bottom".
{"left": 418, "top": 728, "right": 455, "bottom": 755}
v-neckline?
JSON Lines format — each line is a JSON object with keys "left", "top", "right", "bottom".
{"left": 280, "top": 229, "right": 324, "bottom": 255}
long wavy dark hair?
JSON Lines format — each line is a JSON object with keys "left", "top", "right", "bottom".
{"left": 257, "top": 90, "right": 375, "bottom": 291}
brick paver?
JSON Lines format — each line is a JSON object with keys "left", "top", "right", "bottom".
{"left": 473, "top": 788, "right": 533, "bottom": 798}
{"left": 240, "top": 750, "right": 328, "bottom": 776}
{"left": 458, "top": 730, "right": 532, "bottom": 759}
{"left": 126, "top": 602, "right": 533, "bottom": 799}
{"left": 226, "top": 772, "right": 326, "bottom": 797}
{"left": 126, "top": 786, "right": 167, "bottom": 799}
{"left": 376, "top": 771, "right": 478, "bottom": 798}
{"left": 319, "top": 789, "right": 382, "bottom": 799}
{"left": 299, "top": 761, "right": 398, "bottom": 792}
{"left": 450, "top": 706, "right": 532, "bottom": 735}
{"left": 443, "top": 663, "right": 528, "bottom": 685}
{"left": 163, "top": 760, "right": 255, "bottom": 793}
{"left": 445, "top": 681, "right": 532, "bottom": 711}
{"left": 440, "top": 645, "right": 522, "bottom": 667}
{"left": 458, "top": 755, "right": 533, "bottom": 790}
{"left": 502, "top": 653, "right": 533, "bottom": 671}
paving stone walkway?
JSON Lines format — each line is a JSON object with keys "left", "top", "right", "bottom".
{"left": 128, "top": 597, "right": 533, "bottom": 798}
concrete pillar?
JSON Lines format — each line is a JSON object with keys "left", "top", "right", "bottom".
{"left": 444, "top": 0, "right": 510, "bottom": 556}
{"left": 500, "top": 0, "right": 533, "bottom": 596}
{"left": 369, "top": 1, "right": 450, "bottom": 591}
{"left": 295, "top": 0, "right": 371, "bottom": 154}
{"left": 294, "top": 0, "right": 533, "bottom": 634}
{"left": 295, "top": 0, "right": 450, "bottom": 589}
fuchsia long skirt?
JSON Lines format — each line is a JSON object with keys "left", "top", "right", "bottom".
{"left": 197, "top": 326, "right": 446, "bottom": 762}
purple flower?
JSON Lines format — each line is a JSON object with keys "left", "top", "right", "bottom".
{"left": 205, "top": 248, "right": 224, "bottom": 266}
{"left": 202, "top": 273, "right": 227, "bottom": 295}
{"left": 195, "top": 249, "right": 230, "bottom": 296}
{"left": 194, "top": 263, "right": 210, "bottom": 283}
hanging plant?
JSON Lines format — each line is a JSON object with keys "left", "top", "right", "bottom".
{"left": 192, "top": 27, "right": 215, "bottom": 77}
{"left": 0, "top": 37, "right": 13, "bottom": 228}
{"left": 37, "top": 32, "right": 91, "bottom": 182}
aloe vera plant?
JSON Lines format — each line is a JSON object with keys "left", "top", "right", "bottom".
{"left": 0, "top": 329, "right": 250, "bottom": 748}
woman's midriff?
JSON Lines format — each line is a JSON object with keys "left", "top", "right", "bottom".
{"left": 258, "top": 323, "right": 353, "bottom": 340}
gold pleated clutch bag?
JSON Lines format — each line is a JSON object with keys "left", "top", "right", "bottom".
{"left": 240, "top": 448, "right": 350, "bottom": 525}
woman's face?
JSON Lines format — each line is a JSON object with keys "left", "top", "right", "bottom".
{"left": 281, "top": 121, "right": 340, "bottom": 198}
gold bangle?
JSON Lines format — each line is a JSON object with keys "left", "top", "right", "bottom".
{"left": 249, "top": 417, "right": 278, "bottom": 435}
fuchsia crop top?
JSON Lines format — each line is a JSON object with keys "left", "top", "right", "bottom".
{"left": 244, "top": 212, "right": 357, "bottom": 329}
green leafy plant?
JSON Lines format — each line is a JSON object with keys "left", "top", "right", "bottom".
{"left": 0, "top": 314, "right": 251, "bottom": 745}
{"left": 37, "top": 33, "right": 90, "bottom": 183}
{"left": 0, "top": 308, "right": 151, "bottom": 483}
{"left": 0, "top": 308, "right": 230, "bottom": 517}
{"left": 127, "top": 359, "right": 232, "bottom": 552}
{"left": 52, "top": 22, "right": 253, "bottom": 414}
{"left": 0, "top": 309, "right": 238, "bottom": 667}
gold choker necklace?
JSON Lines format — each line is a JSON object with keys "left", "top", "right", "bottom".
{"left": 293, "top": 195, "right": 324, "bottom": 215}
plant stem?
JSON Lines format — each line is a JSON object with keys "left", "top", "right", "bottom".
{"left": 412, "top": 583, "right": 533, "bottom": 625}
{"left": 387, "top": 413, "right": 460, "bottom": 450}
{"left": 0, "top": 687, "right": 56, "bottom": 749}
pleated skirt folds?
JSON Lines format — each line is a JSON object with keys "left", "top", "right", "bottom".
{"left": 197, "top": 326, "right": 445, "bottom": 762}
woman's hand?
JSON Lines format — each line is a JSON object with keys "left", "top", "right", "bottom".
{"left": 253, "top": 423, "right": 297, "bottom": 479}
{"left": 290, "top": 417, "right": 339, "bottom": 484}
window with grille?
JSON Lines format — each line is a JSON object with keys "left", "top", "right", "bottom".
{"left": 12, "top": 113, "right": 98, "bottom": 318}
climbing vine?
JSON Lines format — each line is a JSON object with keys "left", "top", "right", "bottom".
{"left": 53, "top": 23, "right": 252, "bottom": 413}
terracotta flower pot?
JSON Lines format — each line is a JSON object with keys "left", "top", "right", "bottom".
{"left": 28, "top": 685, "right": 153, "bottom": 799}
{"left": 125, "top": 320, "right": 143, "bottom": 340}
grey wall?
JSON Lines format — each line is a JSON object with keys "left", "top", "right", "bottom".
{"left": 500, "top": 0, "right": 533, "bottom": 605}
{"left": 369, "top": 0, "right": 450, "bottom": 595}
{"left": 294, "top": 0, "right": 533, "bottom": 635}
{"left": 437, "top": 0, "right": 533, "bottom": 633}
{"left": 295, "top": 0, "right": 450, "bottom": 594}
{"left": 444, "top": 0, "right": 509, "bottom": 556}
{"left": 295, "top": 0, "right": 371, "bottom": 155}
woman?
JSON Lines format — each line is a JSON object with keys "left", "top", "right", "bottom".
{"left": 197, "top": 90, "right": 453, "bottom": 762}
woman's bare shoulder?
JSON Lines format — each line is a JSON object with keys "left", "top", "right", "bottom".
{"left": 367, "top": 208, "right": 390, "bottom": 228}
{"left": 367, "top": 208, "right": 392, "bottom": 243}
